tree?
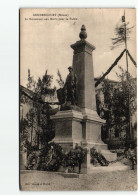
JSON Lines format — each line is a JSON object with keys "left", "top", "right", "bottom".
{"left": 113, "top": 66, "right": 137, "bottom": 139}
{"left": 33, "top": 70, "right": 56, "bottom": 144}
{"left": 98, "top": 66, "right": 136, "bottom": 141}
{"left": 21, "top": 69, "right": 56, "bottom": 148}
{"left": 97, "top": 79, "right": 115, "bottom": 140}
{"left": 26, "top": 69, "right": 36, "bottom": 91}
{"left": 38, "top": 103, "right": 55, "bottom": 144}
{"left": 56, "top": 69, "right": 64, "bottom": 88}
{"left": 111, "top": 12, "right": 134, "bottom": 50}
{"left": 98, "top": 11, "right": 136, "bottom": 141}
{"left": 20, "top": 118, "right": 29, "bottom": 143}
{"left": 35, "top": 70, "right": 56, "bottom": 97}
{"left": 26, "top": 108, "right": 37, "bottom": 145}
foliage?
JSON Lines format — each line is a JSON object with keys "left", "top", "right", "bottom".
{"left": 65, "top": 145, "right": 87, "bottom": 169}
{"left": 20, "top": 69, "right": 56, "bottom": 150}
{"left": 97, "top": 66, "right": 136, "bottom": 141}
{"left": 113, "top": 66, "right": 136, "bottom": 139}
{"left": 96, "top": 93, "right": 101, "bottom": 116}
{"left": 23, "top": 102, "right": 55, "bottom": 147}
{"left": 38, "top": 103, "right": 55, "bottom": 143}
{"left": 96, "top": 79, "right": 115, "bottom": 140}
{"left": 90, "top": 147, "right": 109, "bottom": 166}
{"left": 124, "top": 146, "right": 137, "bottom": 169}
{"left": 25, "top": 107, "right": 37, "bottom": 144}
{"left": 36, "top": 142, "right": 65, "bottom": 171}
{"left": 25, "top": 142, "right": 88, "bottom": 172}
{"left": 20, "top": 118, "right": 28, "bottom": 138}
{"left": 20, "top": 118, "right": 29, "bottom": 151}
{"left": 20, "top": 92, "right": 29, "bottom": 104}
{"left": 26, "top": 151, "right": 38, "bottom": 170}
{"left": 56, "top": 69, "right": 64, "bottom": 88}
{"left": 26, "top": 69, "right": 56, "bottom": 102}
{"left": 35, "top": 70, "right": 56, "bottom": 98}
{"left": 26, "top": 69, "right": 36, "bottom": 91}
{"left": 105, "top": 139, "right": 125, "bottom": 150}
{"left": 124, "top": 139, "right": 137, "bottom": 149}
{"left": 111, "top": 21, "right": 134, "bottom": 50}
{"left": 27, "top": 70, "right": 56, "bottom": 144}
{"left": 26, "top": 108, "right": 37, "bottom": 125}
{"left": 24, "top": 140, "right": 39, "bottom": 156}
{"left": 116, "top": 66, "right": 136, "bottom": 115}
{"left": 105, "top": 138, "right": 137, "bottom": 150}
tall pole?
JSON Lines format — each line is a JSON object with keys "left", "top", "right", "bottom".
{"left": 124, "top": 11, "right": 129, "bottom": 76}
{"left": 123, "top": 10, "right": 131, "bottom": 140}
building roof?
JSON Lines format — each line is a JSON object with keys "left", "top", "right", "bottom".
{"left": 20, "top": 85, "right": 34, "bottom": 100}
{"left": 20, "top": 85, "right": 59, "bottom": 105}
{"left": 94, "top": 77, "right": 119, "bottom": 84}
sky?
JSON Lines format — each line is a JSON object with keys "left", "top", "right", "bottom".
{"left": 20, "top": 8, "right": 136, "bottom": 88}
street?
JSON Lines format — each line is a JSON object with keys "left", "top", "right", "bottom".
{"left": 20, "top": 169, "right": 137, "bottom": 191}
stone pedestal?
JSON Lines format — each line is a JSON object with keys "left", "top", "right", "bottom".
{"left": 51, "top": 110, "right": 83, "bottom": 152}
{"left": 81, "top": 108, "right": 107, "bottom": 151}
{"left": 20, "top": 151, "right": 27, "bottom": 170}
{"left": 71, "top": 40, "right": 96, "bottom": 110}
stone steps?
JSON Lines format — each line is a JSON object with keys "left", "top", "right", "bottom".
{"left": 101, "top": 149, "right": 117, "bottom": 162}
{"left": 87, "top": 162, "right": 130, "bottom": 174}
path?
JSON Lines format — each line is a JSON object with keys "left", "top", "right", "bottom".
{"left": 20, "top": 169, "right": 137, "bottom": 191}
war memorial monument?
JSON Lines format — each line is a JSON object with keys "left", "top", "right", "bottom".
{"left": 51, "top": 25, "right": 117, "bottom": 173}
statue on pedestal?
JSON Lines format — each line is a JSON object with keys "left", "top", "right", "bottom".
{"left": 64, "top": 66, "right": 77, "bottom": 105}
{"left": 57, "top": 66, "right": 79, "bottom": 111}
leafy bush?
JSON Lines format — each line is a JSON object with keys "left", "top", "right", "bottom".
{"left": 124, "top": 139, "right": 137, "bottom": 148}
{"left": 25, "top": 140, "right": 39, "bottom": 157}
{"left": 105, "top": 139, "right": 137, "bottom": 150}
{"left": 66, "top": 145, "right": 87, "bottom": 169}
{"left": 26, "top": 152, "right": 38, "bottom": 170}
{"left": 90, "top": 147, "right": 109, "bottom": 166}
{"left": 25, "top": 142, "right": 88, "bottom": 172}
{"left": 37, "top": 142, "right": 65, "bottom": 171}
{"left": 105, "top": 139, "right": 125, "bottom": 150}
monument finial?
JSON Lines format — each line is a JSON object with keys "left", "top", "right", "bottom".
{"left": 79, "top": 25, "right": 87, "bottom": 40}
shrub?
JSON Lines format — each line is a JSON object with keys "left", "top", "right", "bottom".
{"left": 25, "top": 140, "right": 39, "bottom": 157}
{"left": 37, "top": 142, "right": 65, "bottom": 171}
{"left": 25, "top": 142, "right": 88, "bottom": 172}
{"left": 124, "top": 139, "right": 137, "bottom": 149}
{"left": 26, "top": 152, "right": 38, "bottom": 170}
{"left": 66, "top": 145, "right": 87, "bottom": 169}
{"left": 90, "top": 147, "right": 109, "bottom": 166}
{"left": 105, "top": 139, "right": 125, "bottom": 150}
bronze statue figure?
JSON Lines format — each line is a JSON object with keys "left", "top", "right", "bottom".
{"left": 57, "top": 66, "right": 78, "bottom": 110}
{"left": 64, "top": 66, "right": 77, "bottom": 105}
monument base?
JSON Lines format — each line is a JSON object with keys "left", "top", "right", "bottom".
{"left": 51, "top": 110, "right": 83, "bottom": 152}
{"left": 50, "top": 109, "right": 117, "bottom": 174}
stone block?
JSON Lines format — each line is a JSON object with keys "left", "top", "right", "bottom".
{"left": 51, "top": 110, "right": 83, "bottom": 151}
{"left": 101, "top": 149, "right": 117, "bottom": 162}
{"left": 71, "top": 40, "right": 96, "bottom": 110}
{"left": 20, "top": 151, "right": 27, "bottom": 170}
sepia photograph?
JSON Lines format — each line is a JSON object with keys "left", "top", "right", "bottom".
{"left": 19, "top": 8, "right": 137, "bottom": 191}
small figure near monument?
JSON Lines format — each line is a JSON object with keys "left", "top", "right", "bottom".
{"left": 126, "top": 144, "right": 136, "bottom": 170}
